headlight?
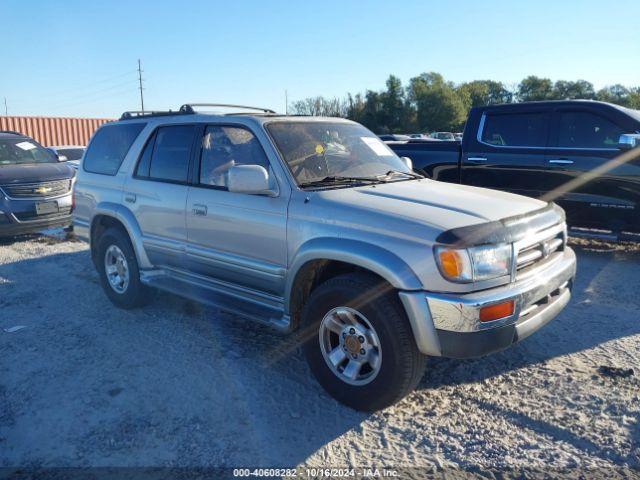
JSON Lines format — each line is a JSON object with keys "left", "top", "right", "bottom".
{"left": 435, "top": 244, "right": 512, "bottom": 282}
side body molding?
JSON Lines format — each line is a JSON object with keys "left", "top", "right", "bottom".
{"left": 285, "top": 237, "right": 424, "bottom": 315}
{"left": 91, "top": 202, "right": 153, "bottom": 269}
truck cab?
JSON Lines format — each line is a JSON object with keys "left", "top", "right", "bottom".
{"left": 389, "top": 100, "right": 640, "bottom": 235}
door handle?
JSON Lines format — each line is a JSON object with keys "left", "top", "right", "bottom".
{"left": 124, "top": 192, "right": 136, "bottom": 203}
{"left": 548, "top": 159, "right": 574, "bottom": 165}
{"left": 467, "top": 157, "right": 487, "bottom": 163}
{"left": 192, "top": 204, "right": 207, "bottom": 216}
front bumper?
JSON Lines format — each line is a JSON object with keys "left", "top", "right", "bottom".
{"left": 0, "top": 193, "right": 73, "bottom": 237}
{"left": 399, "top": 247, "right": 576, "bottom": 358}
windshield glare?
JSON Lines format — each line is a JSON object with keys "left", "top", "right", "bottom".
{"left": 266, "top": 122, "right": 412, "bottom": 186}
{"left": 0, "top": 139, "right": 57, "bottom": 166}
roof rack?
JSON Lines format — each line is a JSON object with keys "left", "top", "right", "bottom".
{"left": 119, "top": 110, "right": 191, "bottom": 121}
{"left": 0, "top": 130, "right": 24, "bottom": 136}
{"left": 179, "top": 103, "right": 277, "bottom": 114}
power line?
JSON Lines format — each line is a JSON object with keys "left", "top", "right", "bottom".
{"left": 43, "top": 80, "right": 138, "bottom": 110}
{"left": 45, "top": 86, "right": 137, "bottom": 112}
{"left": 39, "top": 70, "right": 138, "bottom": 99}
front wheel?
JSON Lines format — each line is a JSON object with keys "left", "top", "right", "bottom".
{"left": 302, "top": 273, "right": 426, "bottom": 411}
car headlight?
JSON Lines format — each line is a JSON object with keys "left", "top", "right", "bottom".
{"left": 435, "top": 244, "right": 512, "bottom": 283}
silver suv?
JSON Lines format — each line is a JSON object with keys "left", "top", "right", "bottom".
{"left": 74, "top": 104, "right": 576, "bottom": 411}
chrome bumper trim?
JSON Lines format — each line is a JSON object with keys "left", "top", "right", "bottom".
{"left": 426, "top": 247, "right": 576, "bottom": 333}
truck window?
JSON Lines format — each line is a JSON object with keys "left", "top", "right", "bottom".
{"left": 557, "top": 111, "right": 623, "bottom": 149}
{"left": 481, "top": 112, "right": 547, "bottom": 147}
{"left": 141, "top": 125, "right": 196, "bottom": 183}
{"left": 84, "top": 123, "right": 145, "bottom": 175}
{"left": 198, "top": 125, "right": 270, "bottom": 189}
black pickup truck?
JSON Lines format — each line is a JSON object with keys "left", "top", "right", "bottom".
{"left": 388, "top": 100, "right": 640, "bottom": 235}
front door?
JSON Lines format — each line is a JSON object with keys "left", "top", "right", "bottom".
{"left": 462, "top": 109, "right": 550, "bottom": 199}
{"left": 185, "top": 124, "right": 288, "bottom": 296}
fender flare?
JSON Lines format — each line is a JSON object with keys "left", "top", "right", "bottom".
{"left": 284, "top": 237, "right": 423, "bottom": 314}
{"left": 91, "top": 202, "right": 152, "bottom": 269}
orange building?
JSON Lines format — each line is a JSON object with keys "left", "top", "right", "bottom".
{"left": 0, "top": 115, "right": 113, "bottom": 147}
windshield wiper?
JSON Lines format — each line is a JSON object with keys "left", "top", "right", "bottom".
{"left": 298, "top": 175, "right": 386, "bottom": 189}
{"left": 382, "top": 169, "right": 424, "bottom": 180}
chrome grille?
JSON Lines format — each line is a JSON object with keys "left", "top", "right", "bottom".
{"left": 0, "top": 179, "right": 72, "bottom": 198}
{"left": 514, "top": 224, "right": 565, "bottom": 278}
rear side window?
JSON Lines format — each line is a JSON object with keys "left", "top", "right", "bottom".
{"left": 84, "top": 123, "right": 145, "bottom": 175}
{"left": 557, "top": 111, "right": 623, "bottom": 148}
{"left": 481, "top": 112, "right": 547, "bottom": 147}
{"left": 136, "top": 125, "right": 196, "bottom": 183}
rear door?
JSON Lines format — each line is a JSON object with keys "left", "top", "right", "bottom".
{"left": 123, "top": 124, "right": 198, "bottom": 269}
{"left": 462, "top": 107, "right": 550, "bottom": 198}
{"left": 543, "top": 107, "right": 635, "bottom": 230}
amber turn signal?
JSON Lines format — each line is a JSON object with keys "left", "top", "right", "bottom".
{"left": 479, "top": 300, "right": 515, "bottom": 322}
{"left": 438, "top": 250, "right": 464, "bottom": 278}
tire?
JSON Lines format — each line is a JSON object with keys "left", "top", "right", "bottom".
{"left": 302, "top": 273, "right": 426, "bottom": 411}
{"left": 96, "top": 227, "right": 151, "bottom": 309}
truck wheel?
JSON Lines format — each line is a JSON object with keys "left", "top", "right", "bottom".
{"left": 302, "top": 273, "right": 426, "bottom": 411}
{"left": 96, "top": 227, "right": 150, "bottom": 309}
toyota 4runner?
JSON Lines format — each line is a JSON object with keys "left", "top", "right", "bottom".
{"left": 74, "top": 104, "right": 577, "bottom": 411}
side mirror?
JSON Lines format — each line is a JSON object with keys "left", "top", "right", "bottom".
{"left": 57, "top": 155, "right": 68, "bottom": 162}
{"left": 400, "top": 156, "right": 413, "bottom": 170}
{"left": 618, "top": 133, "right": 640, "bottom": 150}
{"left": 228, "top": 165, "right": 277, "bottom": 196}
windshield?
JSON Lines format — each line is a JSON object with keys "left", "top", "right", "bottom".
{"left": 266, "top": 121, "right": 413, "bottom": 186}
{"left": 56, "top": 148, "right": 85, "bottom": 161}
{"left": 0, "top": 138, "right": 57, "bottom": 166}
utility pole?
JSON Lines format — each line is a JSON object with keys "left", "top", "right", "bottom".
{"left": 285, "top": 90, "right": 288, "bottom": 115}
{"left": 3, "top": 97, "right": 7, "bottom": 116}
{"left": 137, "top": 59, "right": 145, "bottom": 113}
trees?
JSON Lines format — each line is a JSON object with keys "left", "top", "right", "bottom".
{"left": 517, "top": 76, "right": 555, "bottom": 101}
{"left": 596, "top": 84, "right": 632, "bottom": 107}
{"left": 457, "top": 80, "right": 513, "bottom": 108}
{"left": 289, "top": 96, "right": 348, "bottom": 117}
{"left": 407, "top": 72, "right": 467, "bottom": 132}
{"left": 553, "top": 80, "right": 595, "bottom": 100}
{"left": 379, "top": 75, "right": 412, "bottom": 133}
{"left": 290, "top": 72, "right": 638, "bottom": 133}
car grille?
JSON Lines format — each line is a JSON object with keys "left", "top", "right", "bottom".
{"left": 514, "top": 224, "right": 566, "bottom": 279}
{"left": 0, "top": 179, "right": 72, "bottom": 198}
{"left": 13, "top": 206, "right": 73, "bottom": 222}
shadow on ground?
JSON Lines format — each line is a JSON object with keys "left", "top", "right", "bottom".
{"left": 1, "top": 241, "right": 638, "bottom": 468}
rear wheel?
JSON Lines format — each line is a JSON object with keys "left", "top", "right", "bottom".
{"left": 96, "top": 227, "right": 151, "bottom": 309}
{"left": 302, "top": 273, "right": 426, "bottom": 411}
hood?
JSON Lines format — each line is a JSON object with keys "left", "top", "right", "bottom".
{"left": 315, "top": 178, "right": 548, "bottom": 233}
{"left": 0, "top": 162, "right": 75, "bottom": 185}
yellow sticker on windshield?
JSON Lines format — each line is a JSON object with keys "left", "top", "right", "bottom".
{"left": 315, "top": 144, "right": 324, "bottom": 155}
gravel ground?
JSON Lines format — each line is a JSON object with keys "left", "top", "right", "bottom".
{"left": 0, "top": 231, "right": 638, "bottom": 477}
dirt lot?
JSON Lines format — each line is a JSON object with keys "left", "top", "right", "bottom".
{"left": 0, "top": 231, "right": 638, "bottom": 476}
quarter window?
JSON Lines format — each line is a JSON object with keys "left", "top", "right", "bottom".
{"left": 557, "top": 111, "right": 623, "bottom": 148}
{"left": 481, "top": 112, "right": 547, "bottom": 147}
{"left": 137, "top": 125, "right": 196, "bottom": 183}
{"left": 199, "top": 126, "right": 269, "bottom": 188}
{"left": 84, "top": 123, "right": 145, "bottom": 175}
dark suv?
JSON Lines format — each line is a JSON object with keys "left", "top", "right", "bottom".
{"left": 0, "top": 131, "right": 75, "bottom": 237}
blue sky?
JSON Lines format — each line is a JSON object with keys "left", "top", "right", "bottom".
{"left": 1, "top": 0, "right": 638, "bottom": 118}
